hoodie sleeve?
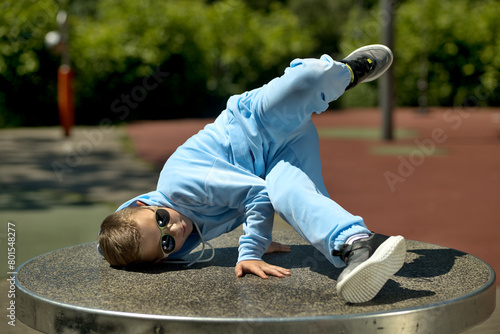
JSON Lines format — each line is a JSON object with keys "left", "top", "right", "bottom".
{"left": 204, "top": 159, "right": 274, "bottom": 263}
{"left": 159, "top": 152, "right": 274, "bottom": 263}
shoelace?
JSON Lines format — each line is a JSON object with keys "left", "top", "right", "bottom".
{"left": 162, "top": 219, "right": 215, "bottom": 267}
{"left": 351, "top": 57, "right": 374, "bottom": 80}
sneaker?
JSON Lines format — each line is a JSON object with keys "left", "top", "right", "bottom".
{"left": 333, "top": 232, "right": 406, "bottom": 303}
{"left": 341, "top": 44, "right": 393, "bottom": 90}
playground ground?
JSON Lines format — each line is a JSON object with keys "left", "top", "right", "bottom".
{"left": 1, "top": 107, "right": 498, "bottom": 333}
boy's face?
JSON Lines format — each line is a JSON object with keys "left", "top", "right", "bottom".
{"left": 135, "top": 207, "right": 194, "bottom": 263}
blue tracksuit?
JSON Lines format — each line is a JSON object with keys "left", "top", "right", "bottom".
{"left": 117, "top": 55, "right": 369, "bottom": 268}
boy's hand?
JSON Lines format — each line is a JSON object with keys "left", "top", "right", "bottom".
{"left": 235, "top": 260, "right": 291, "bottom": 279}
{"left": 265, "top": 241, "right": 291, "bottom": 254}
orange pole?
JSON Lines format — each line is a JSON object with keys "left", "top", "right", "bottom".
{"left": 57, "top": 64, "right": 74, "bottom": 137}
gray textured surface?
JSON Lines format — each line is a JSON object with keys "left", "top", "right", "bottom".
{"left": 16, "top": 230, "right": 493, "bottom": 319}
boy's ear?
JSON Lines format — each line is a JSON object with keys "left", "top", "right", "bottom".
{"left": 136, "top": 201, "right": 148, "bottom": 207}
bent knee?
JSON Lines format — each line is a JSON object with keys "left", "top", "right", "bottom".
{"left": 285, "top": 57, "right": 349, "bottom": 101}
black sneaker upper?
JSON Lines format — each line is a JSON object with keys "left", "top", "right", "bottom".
{"left": 342, "top": 57, "right": 375, "bottom": 90}
{"left": 333, "top": 233, "right": 390, "bottom": 266}
{"left": 340, "top": 44, "right": 393, "bottom": 90}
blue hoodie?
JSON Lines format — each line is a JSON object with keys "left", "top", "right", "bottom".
{"left": 117, "top": 90, "right": 279, "bottom": 263}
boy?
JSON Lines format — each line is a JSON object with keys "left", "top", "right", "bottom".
{"left": 98, "top": 45, "right": 406, "bottom": 303}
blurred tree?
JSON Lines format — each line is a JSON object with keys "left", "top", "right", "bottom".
{"left": 70, "top": 0, "right": 212, "bottom": 122}
{"left": 289, "top": 0, "right": 378, "bottom": 58}
{"left": 203, "top": 1, "right": 316, "bottom": 93}
{"left": 69, "top": 0, "right": 315, "bottom": 123}
{"left": 2, "top": 0, "right": 499, "bottom": 127}
{"left": 287, "top": 0, "right": 349, "bottom": 57}
{"left": 0, "top": 0, "right": 60, "bottom": 127}
{"left": 339, "top": 0, "right": 500, "bottom": 107}
{"left": 0, "top": 0, "right": 314, "bottom": 126}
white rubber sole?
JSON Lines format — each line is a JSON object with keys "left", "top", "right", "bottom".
{"left": 336, "top": 236, "right": 406, "bottom": 303}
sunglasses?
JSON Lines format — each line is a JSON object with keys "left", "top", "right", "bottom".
{"left": 145, "top": 206, "right": 176, "bottom": 257}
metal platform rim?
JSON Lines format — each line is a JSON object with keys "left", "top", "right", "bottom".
{"left": 15, "top": 276, "right": 496, "bottom": 324}
{"left": 15, "top": 241, "right": 496, "bottom": 328}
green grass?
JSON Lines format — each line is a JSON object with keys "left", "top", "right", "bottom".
{"left": 1, "top": 203, "right": 109, "bottom": 275}
{"left": 317, "top": 127, "right": 419, "bottom": 140}
{"left": 369, "top": 145, "right": 449, "bottom": 156}
{"left": 316, "top": 127, "right": 449, "bottom": 156}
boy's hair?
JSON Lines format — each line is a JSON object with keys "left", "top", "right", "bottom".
{"left": 98, "top": 207, "right": 144, "bottom": 267}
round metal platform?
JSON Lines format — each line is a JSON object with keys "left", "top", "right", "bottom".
{"left": 16, "top": 230, "right": 496, "bottom": 334}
